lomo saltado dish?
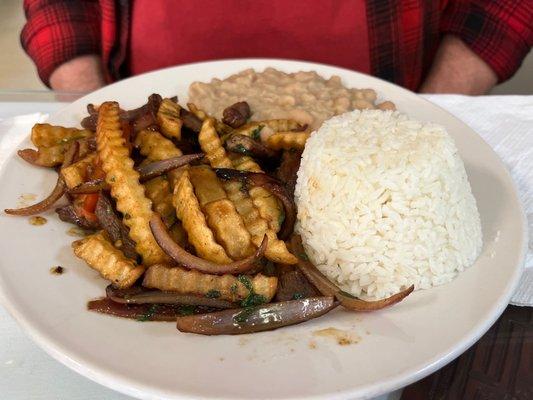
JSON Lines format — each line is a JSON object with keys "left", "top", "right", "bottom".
{"left": 5, "top": 86, "right": 415, "bottom": 335}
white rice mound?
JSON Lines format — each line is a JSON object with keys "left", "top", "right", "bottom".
{"left": 295, "top": 110, "right": 482, "bottom": 300}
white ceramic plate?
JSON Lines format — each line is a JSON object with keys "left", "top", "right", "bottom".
{"left": 0, "top": 59, "right": 527, "bottom": 400}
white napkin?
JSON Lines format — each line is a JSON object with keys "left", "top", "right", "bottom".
{"left": 422, "top": 95, "right": 532, "bottom": 306}
{"left": 1, "top": 101, "right": 531, "bottom": 306}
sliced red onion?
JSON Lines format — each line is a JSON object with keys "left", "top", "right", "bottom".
{"left": 226, "top": 134, "right": 279, "bottom": 160}
{"left": 176, "top": 296, "right": 337, "bottom": 335}
{"left": 88, "top": 298, "right": 215, "bottom": 321}
{"left": 68, "top": 154, "right": 203, "bottom": 194}
{"left": 136, "top": 153, "right": 204, "bottom": 182}
{"left": 5, "top": 142, "right": 78, "bottom": 216}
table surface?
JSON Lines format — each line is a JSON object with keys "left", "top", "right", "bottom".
{"left": 0, "top": 95, "right": 530, "bottom": 400}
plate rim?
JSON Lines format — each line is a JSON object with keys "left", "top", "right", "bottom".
{"left": 0, "top": 58, "right": 528, "bottom": 400}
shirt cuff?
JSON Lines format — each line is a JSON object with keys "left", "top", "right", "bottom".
{"left": 440, "top": 2, "right": 532, "bottom": 83}
{"left": 21, "top": 3, "right": 101, "bottom": 87}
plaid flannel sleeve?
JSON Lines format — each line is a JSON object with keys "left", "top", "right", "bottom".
{"left": 441, "top": 0, "right": 533, "bottom": 82}
{"left": 21, "top": 0, "right": 101, "bottom": 87}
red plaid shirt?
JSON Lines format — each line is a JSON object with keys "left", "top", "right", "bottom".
{"left": 21, "top": 0, "right": 532, "bottom": 90}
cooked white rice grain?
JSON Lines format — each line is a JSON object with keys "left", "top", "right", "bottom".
{"left": 295, "top": 110, "right": 482, "bottom": 300}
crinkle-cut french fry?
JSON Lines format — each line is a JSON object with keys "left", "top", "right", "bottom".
{"left": 96, "top": 101, "right": 168, "bottom": 266}
{"left": 228, "top": 153, "right": 261, "bottom": 172}
{"left": 143, "top": 264, "right": 278, "bottom": 303}
{"left": 135, "top": 129, "right": 183, "bottom": 161}
{"left": 187, "top": 103, "right": 233, "bottom": 136}
{"left": 173, "top": 170, "right": 232, "bottom": 264}
{"left": 204, "top": 199, "right": 255, "bottom": 260}
{"left": 188, "top": 165, "right": 227, "bottom": 206}
{"left": 225, "top": 180, "right": 296, "bottom": 264}
{"left": 229, "top": 153, "right": 283, "bottom": 233}
{"left": 19, "top": 136, "right": 95, "bottom": 168}
{"left": 198, "top": 119, "right": 296, "bottom": 264}
{"left": 249, "top": 186, "right": 283, "bottom": 232}
{"left": 198, "top": 118, "right": 233, "bottom": 168}
{"left": 144, "top": 176, "right": 176, "bottom": 227}
{"left": 233, "top": 122, "right": 265, "bottom": 140}
{"left": 31, "top": 123, "right": 93, "bottom": 148}
{"left": 157, "top": 98, "right": 182, "bottom": 140}
{"left": 187, "top": 102, "right": 208, "bottom": 120}
{"left": 60, "top": 153, "right": 96, "bottom": 189}
{"left": 265, "top": 119, "right": 304, "bottom": 132}
{"left": 225, "top": 181, "right": 296, "bottom": 264}
{"left": 72, "top": 231, "right": 144, "bottom": 289}
{"left": 235, "top": 119, "right": 304, "bottom": 139}
{"left": 134, "top": 129, "right": 185, "bottom": 186}
{"left": 265, "top": 131, "right": 310, "bottom": 151}
{"left": 264, "top": 231, "right": 297, "bottom": 264}
{"left": 189, "top": 165, "right": 254, "bottom": 259}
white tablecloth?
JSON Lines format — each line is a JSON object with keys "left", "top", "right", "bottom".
{"left": 0, "top": 96, "right": 531, "bottom": 400}
{"left": 423, "top": 95, "right": 532, "bottom": 306}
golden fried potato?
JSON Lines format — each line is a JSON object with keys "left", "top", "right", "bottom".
{"left": 188, "top": 165, "right": 227, "bottom": 206}
{"left": 18, "top": 145, "right": 67, "bottom": 168}
{"left": 198, "top": 118, "right": 233, "bottom": 168}
{"left": 97, "top": 102, "right": 168, "bottom": 266}
{"left": 134, "top": 129, "right": 185, "bottom": 186}
{"left": 189, "top": 165, "right": 254, "bottom": 259}
{"left": 227, "top": 153, "right": 261, "bottom": 172}
{"left": 263, "top": 119, "right": 304, "bottom": 132}
{"left": 19, "top": 135, "right": 96, "bottom": 168}
{"left": 229, "top": 154, "right": 283, "bottom": 233}
{"left": 187, "top": 102, "right": 208, "bottom": 121}
{"left": 264, "top": 131, "right": 310, "bottom": 151}
{"left": 72, "top": 231, "right": 144, "bottom": 289}
{"left": 144, "top": 176, "right": 176, "bottom": 227}
{"left": 143, "top": 264, "right": 278, "bottom": 303}
{"left": 197, "top": 119, "right": 296, "bottom": 264}
{"left": 31, "top": 123, "right": 92, "bottom": 148}
{"left": 135, "top": 129, "right": 183, "bottom": 161}
{"left": 224, "top": 181, "right": 295, "bottom": 264}
{"left": 173, "top": 170, "right": 232, "bottom": 264}
{"left": 60, "top": 153, "right": 96, "bottom": 189}
{"left": 235, "top": 119, "right": 304, "bottom": 140}
{"left": 187, "top": 103, "right": 233, "bottom": 136}
{"left": 233, "top": 122, "right": 265, "bottom": 140}
{"left": 249, "top": 186, "right": 283, "bottom": 232}
{"left": 157, "top": 99, "right": 182, "bottom": 140}
{"left": 203, "top": 199, "right": 255, "bottom": 259}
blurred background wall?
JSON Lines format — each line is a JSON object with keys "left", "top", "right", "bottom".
{"left": 1, "top": 0, "right": 531, "bottom": 94}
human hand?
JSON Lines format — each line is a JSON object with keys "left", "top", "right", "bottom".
{"left": 49, "top": 55, "right": 106, "bottom": 93}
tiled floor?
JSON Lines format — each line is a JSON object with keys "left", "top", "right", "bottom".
{"left": 1, "top": 0, "right": 531, "bottom": 94}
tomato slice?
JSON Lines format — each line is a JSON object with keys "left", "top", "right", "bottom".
{"left": 75, "top": 193, "right": 99, "bottom": 222}
{"left": 83, "top": 193, "right": 99, "bottom": 213}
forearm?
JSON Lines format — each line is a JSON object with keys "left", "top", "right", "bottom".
{"left": 49, "top": 55, "right": 106, "bottom": 92}
{"left": 21, "top": 0, "right": 102, "bottom": 88}
{"left": 419, "top": 35, "right": 498, "bottom": 95}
